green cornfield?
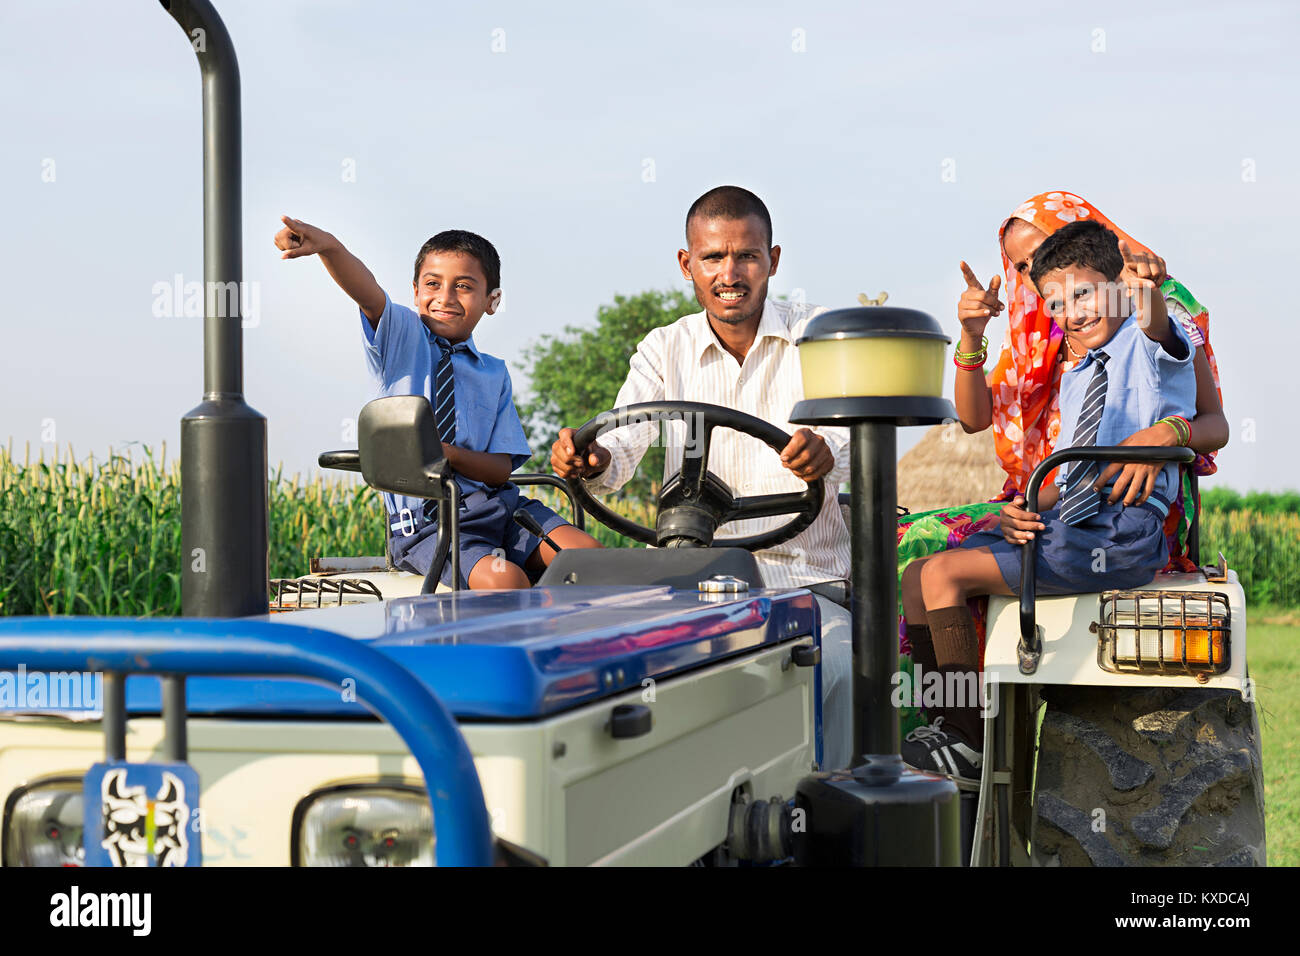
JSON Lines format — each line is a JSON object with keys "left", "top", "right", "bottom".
{"left": 1199, "top": 509, "right": 1300, "bottom": 607}
{"left": 0, "top": 443, "right": 646, "bottom": 617}
{"left": 1, "top": 443, "right": 1296, "bottom": 616}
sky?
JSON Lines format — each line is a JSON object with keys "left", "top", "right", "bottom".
{"left": 2, "top": 0, "right": 1297, "bottom": 491}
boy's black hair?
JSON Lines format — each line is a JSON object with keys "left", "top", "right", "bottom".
{"left": 685, "top": 185, "right": 773, "bottom": 248}
{"left": 412, "top": 230, "right": 501, "bottom": 291}
{"left": 1029, "top": 219, "right": 1124, "bottom": 287}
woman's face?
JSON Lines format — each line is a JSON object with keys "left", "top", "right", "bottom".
{"left": 1001, "top": 219, "right": 1048, "bottom": 281}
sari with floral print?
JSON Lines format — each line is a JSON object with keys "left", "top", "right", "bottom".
{"left": 895, "top": 191, "right": 1223, "bottom": 735}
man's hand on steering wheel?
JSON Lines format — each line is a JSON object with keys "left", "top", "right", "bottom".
{"left": 780, "top": 428, "right": 834, "bottom": 482}
{"left": 555, "top": 401, "right": 826, "bottom": 552}
{"left": 550, "top": 427, "right": 612, "bottom": 481}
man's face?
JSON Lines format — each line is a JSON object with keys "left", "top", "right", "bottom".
{"left": 1037, "top": 264, "right": 1127, "bottom": 351}
{"left": 678, "top": 215, "right": 780, "bottom": 327}
{"left": 411, "top": 251, "right": 498, "bottom": 343}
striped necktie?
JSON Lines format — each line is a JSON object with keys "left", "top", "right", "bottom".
{"left": 432, "top": 337, "right": 467, "bottom": 444}
{"left": 1058, "top": 352, "right": 1110, "bottom": 526}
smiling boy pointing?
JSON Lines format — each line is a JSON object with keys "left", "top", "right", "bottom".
{"left": 275, "top": 216, "right": 600, "bottom": 589}
{"left": 900, "top": 219, "right": 1199, "bottom": 780}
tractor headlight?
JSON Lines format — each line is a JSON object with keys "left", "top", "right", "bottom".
{"left": 292, "top": 785, "right": 434, "bottom": 867}
{"left": 3, "top": 777, "right": 85, "bottom": 867}
{"left": 1097, "top": 590, "right": 1231, "bottom": 676}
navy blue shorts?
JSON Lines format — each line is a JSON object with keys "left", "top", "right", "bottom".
{"left": 958, "top": 501, "right": 1169, "bottom": 595}
{"left": 389, "top": 483, "right": 569, "bottom": 587}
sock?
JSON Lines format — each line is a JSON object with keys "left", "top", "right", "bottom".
{"left": 905, "top": 621, "right": 937, "bottom": 714}
{"left": 924, "top": 605, "right": 984, "bottom": 748}
{"left": 906, "top": 622, "right": 937, "bottom": 672}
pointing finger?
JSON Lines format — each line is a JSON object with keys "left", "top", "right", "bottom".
{"left": 1118, "top": 239, "right": 1143, "bottom": 272}
{"left": 959, "top": 260, "right": 983, "bottom": 290}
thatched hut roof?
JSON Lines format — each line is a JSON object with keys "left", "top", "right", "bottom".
{"left": 896, "top": 423, "right": 1007, "bottom": 513}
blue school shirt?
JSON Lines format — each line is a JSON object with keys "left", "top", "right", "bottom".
{"left": 1054, "top": 314, "right": 1196, "bottom": 516}
{"left": 360, "top": 293, "right": 532, "bottom": 533}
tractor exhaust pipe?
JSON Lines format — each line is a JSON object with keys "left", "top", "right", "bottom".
{"left": 162, "top": 0, "right": 268, "bottom": 618}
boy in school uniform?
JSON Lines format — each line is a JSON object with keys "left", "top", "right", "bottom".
{"left": 899, "top": 219, "right": 1200, "bottom": 780}
{"left": 274, "top": 216, "right": 601, "bottom": 589}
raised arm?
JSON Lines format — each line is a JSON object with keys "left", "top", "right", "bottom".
{"left": 1122, "top": 241, "right": 1179, "bottom": 353}
{"left": 1091, "top": 245, "right": 1228, "bottom": 504}
{"left": 274, "top": 215, "right": 386, "bottom": 326}
{"left": 952, "top": 261, "right": 1003, "bottom": 433}
{"left": 1119, "top": 242, "right": 1227, "bottom": 455}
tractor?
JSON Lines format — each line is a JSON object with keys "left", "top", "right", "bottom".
{"left": 0, "top": 0, "right": 1263, "bottom": 868}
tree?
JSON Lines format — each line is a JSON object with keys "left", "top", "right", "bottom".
{"left": 516, "top": 289, "right": 699, "bottom": 502}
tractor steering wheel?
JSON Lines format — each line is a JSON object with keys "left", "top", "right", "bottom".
{"left": 565, "top": 401, "right": 825, "bottom": 551}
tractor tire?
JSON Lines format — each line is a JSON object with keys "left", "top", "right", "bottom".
{"left": 1031, "top": 685, "right": 1265, "bottom": 867}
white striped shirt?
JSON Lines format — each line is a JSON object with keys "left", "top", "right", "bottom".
{"left": 584, "top": 298, "right": 851, "bottom": 588}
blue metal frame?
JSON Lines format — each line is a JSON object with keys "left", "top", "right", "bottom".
{"left": 0, "top": 619, "right": 493, "bottom": 867}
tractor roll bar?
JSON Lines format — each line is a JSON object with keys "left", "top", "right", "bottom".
{"left": 1018, "top": 445, "right": 1195, "bottom": 674}
{"left": 0, "top": 621, "right": 494, "bottom": 867}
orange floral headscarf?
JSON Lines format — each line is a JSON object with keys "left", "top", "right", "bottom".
{"left": 986, "top": 190, "right": 1219, "bottom": 493}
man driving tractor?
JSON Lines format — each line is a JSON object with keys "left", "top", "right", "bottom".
{"left": 550, "top": 186, "right": 855, "bottom": 770}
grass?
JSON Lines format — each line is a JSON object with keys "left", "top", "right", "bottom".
{"left": 1248, "top": 605, "right": 1298, "bottom": 867}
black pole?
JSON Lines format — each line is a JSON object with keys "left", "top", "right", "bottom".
{"left": 162, "top": 676, "right": 188, "bottom": 761}
{"left": 163, "top": 0, "right": 269, "bottom": 617}
{"left": 103, "top": 672, "right": 127, "bottom": 761}
{"left": 849, "top": 421, "right": 899, "bottom": 763}
{"left": 789, "top": 308, "right": 962, "bottom": 865}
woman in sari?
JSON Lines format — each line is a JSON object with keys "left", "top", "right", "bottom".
{"left": 895, "top": 191, "right": 1229, "bottom": 734}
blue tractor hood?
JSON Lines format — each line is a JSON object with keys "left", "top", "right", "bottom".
{"left": 1, "top": 587, "right": 818, "bottom": 721}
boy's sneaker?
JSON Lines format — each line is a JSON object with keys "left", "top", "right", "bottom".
{"left": 901, "top": 717, "right": 983, "bottom": 783}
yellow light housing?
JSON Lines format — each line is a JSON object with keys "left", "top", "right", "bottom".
{"left": 799, "top": 336, "right": 947, "bottom": 400}
{"left": 1098, "top": 590, "right": 1231, "bottom": 676}
{"left": 789, "top": 307, "right": 955, "bottom": 427}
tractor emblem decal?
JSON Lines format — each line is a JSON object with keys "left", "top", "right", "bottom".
{"left": 90, "top": 765, "right": 195, "bottom": 867}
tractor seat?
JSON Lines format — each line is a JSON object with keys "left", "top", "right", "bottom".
{"left": 536, "top": 547, "right": 764, "bottom": 590}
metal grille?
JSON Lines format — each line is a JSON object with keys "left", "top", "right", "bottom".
{"left": 1095, "top": 589, "right": 1231, "bottom": 677}
{"left": 269, "top": 577, "right": 384, "bottom": 611}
